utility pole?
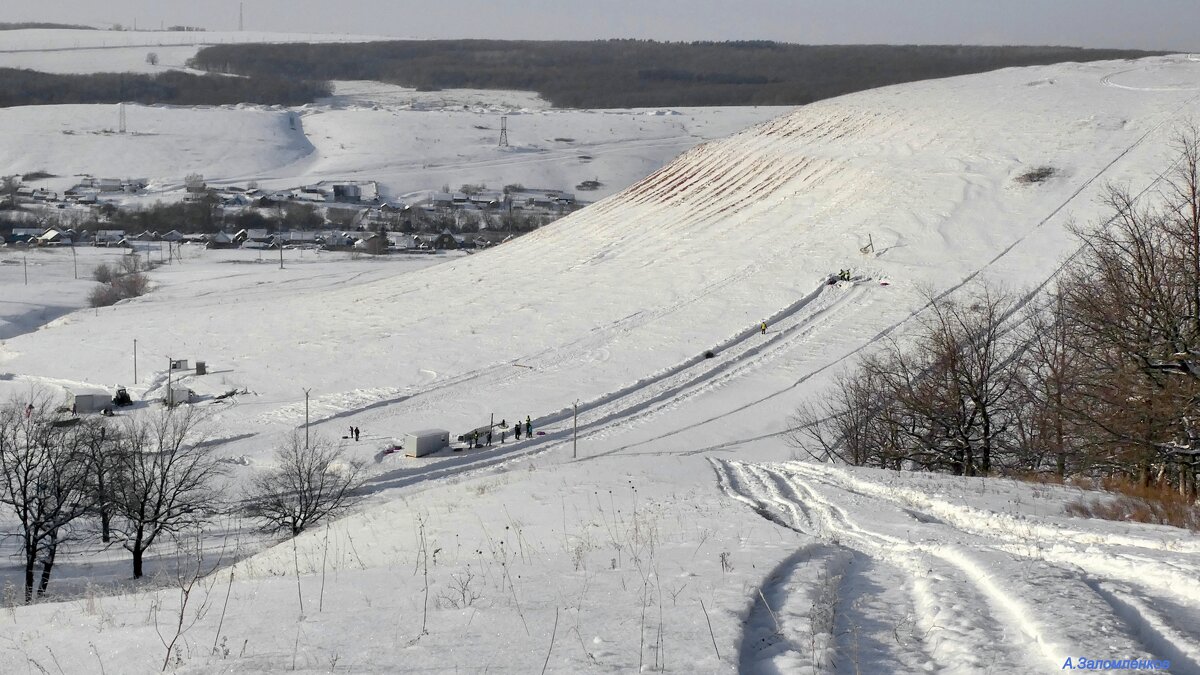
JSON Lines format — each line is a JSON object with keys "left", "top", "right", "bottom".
{"left": 166, "top": 356, "right": 172, "bottom": 405}
{"left": 133, "top": 339, "right": 138, "bottom": 383}
{"left": 304, "top": 388, "right": 312, "bottom": 450}
{"left": 280, "top": 242, "right": 284, "bottom": 270}
{"left": 573, "top": 400, "right": 578, "bottom": 459}
{"left": 23, "top": 252, "right": 27, "bottom": 285}
{"left": 71, "top": 245, "right": 77, "bottom": 279}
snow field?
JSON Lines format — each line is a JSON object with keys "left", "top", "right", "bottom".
{"left": 0, "top": 454, "right": 803, "bottom": 673}
{"left": 0, "top": 104, "right": 313, "bottom": 191}
{"left": 1, "top": 53, "right": 1199, "bottom": 673}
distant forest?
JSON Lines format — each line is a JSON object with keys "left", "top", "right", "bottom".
{"left": 0, "top": 22, "right": 96, "bottom": 31}
{"left": 0, "top": 69, "right": 332, "bottom": 108}
{"left": 191, "top": 40, "right": 1165, "bottom": 108}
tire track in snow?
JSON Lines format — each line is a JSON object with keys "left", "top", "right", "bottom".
{"left": 783, "top": 463, "right": 1200, "bottom": 669}
{"left": 716, "top": 459, "right": 1158, "bottom": 673}
{"left": 778, "top": 462, "right": 1187, "bottom": 670}
{"left": 786, "top": 462, "right": 1200, "bottom": 612}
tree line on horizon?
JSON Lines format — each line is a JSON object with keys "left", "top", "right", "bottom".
{"left": 190, "top": 40, "right": 1164, "bottom": 108}
{"left": 0, "top": 22, "right": 96, "bottom": 31}
{"left": 0, "top": 68, "right": 331, "bottom": 108}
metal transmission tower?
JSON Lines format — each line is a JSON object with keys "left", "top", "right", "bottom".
{"left": 498, "top": 116, "right": 509, "bottom": 147}
{"left": 118, "top": 103, "right": 127, "bottom": 134}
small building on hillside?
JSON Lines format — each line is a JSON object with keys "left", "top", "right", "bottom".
{"left": 8, "top": 227, "right": 45, "bottom": 244}
{"left": 94, "top": 230, "right": 125, "bottom": 246}
{"left": 428, "top": 229, "right": 460, "bottom": 250}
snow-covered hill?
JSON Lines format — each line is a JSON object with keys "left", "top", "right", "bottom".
{"left": 0, "top": 54, "right": 1198, "bottom": 673}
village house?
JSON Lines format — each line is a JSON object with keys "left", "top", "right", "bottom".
{"left": 94, "top": 229, "right": 125, "bottom": 246}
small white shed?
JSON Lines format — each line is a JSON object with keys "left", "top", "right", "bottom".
{"left": 73, "top": 392, "right": 111, "bottom": 414}
{"left": 165, "top": 387, "right": 192, "bottom": 406}
{"left": 403, "top": 429, "right": 449, "bottom": 458}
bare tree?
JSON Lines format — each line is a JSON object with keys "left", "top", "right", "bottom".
{"left": 0, "top": 397, "right": 90, "bottom": 602}
{"left": 790, "top": 285, "right": 1020, "bottom": 476}
{"left": 112, "top": 406, "right": 223, "bottom": 579}
{"left": 788, "top": 365, "right": 888, "bottom": 467}
{"left": 1012, "top": 293, "right": 1088, "bottom": 478}
{"left": 245, "top": 431, "right": 364, "bottom": 537}
{"left": 76, "top": 419, "right": 124, "bottom": 543}
{"left": 145, "top": 52, "right": 159, "bottom": 66}
{"left": 1061, "top": 183, "right": 1200, "bottom": 485}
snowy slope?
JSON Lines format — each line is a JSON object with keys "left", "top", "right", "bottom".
{"left": 0, "top": 104, "right": 313, "bottom": 186}
{"left": 5, "top": 56, "right": 1197, "bottom": 456}
{"left": 0, "top": 55, "right": 1198, "bottom": 673}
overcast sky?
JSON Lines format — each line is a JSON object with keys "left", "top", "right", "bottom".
{"left": 8, "top": 1, "right": 1199, "bottom": 50}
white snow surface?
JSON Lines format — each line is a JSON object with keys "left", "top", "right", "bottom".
{"left": 0, "top": 55, "right": 1198, "bottom": 673}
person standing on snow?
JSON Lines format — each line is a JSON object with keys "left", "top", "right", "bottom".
{"left": 515, "top": 421, "right": 522, "bottom": 440}
{"left": 525, "top": 417, "right": 532, "bottom": 438}
{"left": 761, "top": 321, "right": 767, "bottom": 335}
{"left": 472, "top": 429, "right": 479, "bottom": 448}
{"left": 354, "top": 427, "right": 360, "bottom": 442}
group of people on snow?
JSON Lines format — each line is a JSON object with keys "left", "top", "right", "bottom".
{"left": 467, "top": 415, "right": 533, "bottom": 448}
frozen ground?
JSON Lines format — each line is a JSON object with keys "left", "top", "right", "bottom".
{"left": 0, "top": 55, "right": 1198, "bottom": 673}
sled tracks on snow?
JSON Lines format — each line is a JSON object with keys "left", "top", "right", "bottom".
{"left": 359, "top": 280, "right": 868, "bottom": 494}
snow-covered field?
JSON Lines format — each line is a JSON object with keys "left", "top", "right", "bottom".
{"left": 0, "top": 50, "right": 1199, "bottom": 673}
{"left": 0, "top": 29, "right": 788, "bottom": 203}
{"left": 0, "top": 88, "right": 786, "bottom": 202}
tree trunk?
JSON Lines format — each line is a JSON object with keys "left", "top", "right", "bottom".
{"left": 100, "top": 510, "right": 110, "bottom": 544}
{"left": 37, "top": 531, "right": 58, "bottom": 597}
{"left": 133, "top": 547, "right": 144, "bottom": 579}
{"left": 23, "top": 546, "right": 35, "bottom": 604}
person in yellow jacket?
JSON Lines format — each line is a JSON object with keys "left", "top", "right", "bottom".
{"left": 761, "top": 321, "right": 767, "bottom": 335}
